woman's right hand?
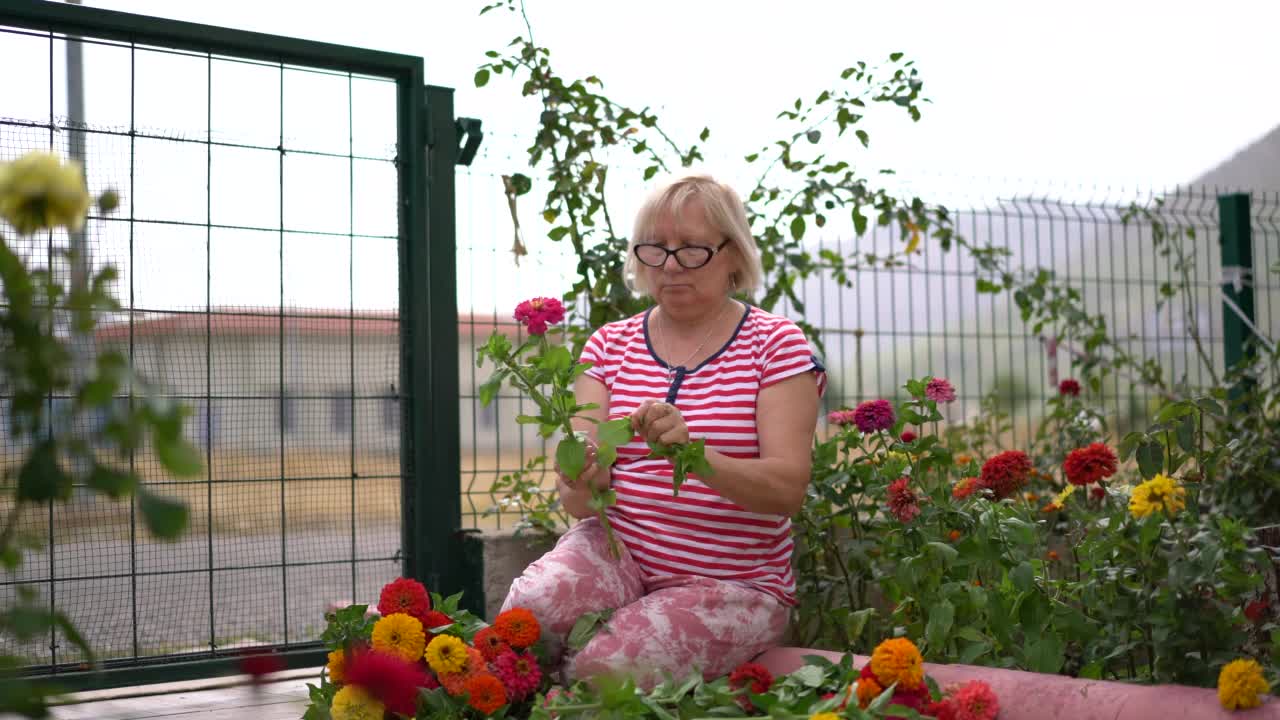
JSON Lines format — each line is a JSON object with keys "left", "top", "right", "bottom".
{"left": 554, "top": 440, "right": 611, "bottom": 493}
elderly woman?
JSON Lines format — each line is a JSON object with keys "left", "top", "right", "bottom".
{"left": 500, "top": 174, "right": 824, "bottom": 686}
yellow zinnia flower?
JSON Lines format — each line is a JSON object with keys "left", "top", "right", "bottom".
{"left": 1052, "top": 484, "right": 1076, "bottom": 506}
{"left": 425, "top": 634, "right": 469, "bottom": 675}
{"left": 869, "top": 637, "right": 924, "bottom": 690}
{"left": 0, "top": 151, "right": 91, "bottom": 235}
{"left": 370, "top": 612, "right": 425, "bottom": 663}
{"left": 1128, "top": 473, "right": 1187, "bottom": 519}
{"left": 1218, "top": 658, "right": 1270, "bottom": 710}
{"left": 326, "top": 648, "right": 346, "bottom": 684}
{"left": 330, "top": 684, "right": 385, "bottom": 720}
{"left": 810, "top": 713, "right": 841, "bottom": 720}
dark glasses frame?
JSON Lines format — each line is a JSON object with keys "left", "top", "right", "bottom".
{"left": 633, "top": 238, "right": 731, "bottom": 269}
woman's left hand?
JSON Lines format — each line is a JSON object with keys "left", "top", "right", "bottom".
{"left": 630, "top": 400, "right": 689, "bottom": 446}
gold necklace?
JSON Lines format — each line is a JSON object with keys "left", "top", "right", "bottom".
{"left": 655, "top": 300, "right": 733, "bottom": 383}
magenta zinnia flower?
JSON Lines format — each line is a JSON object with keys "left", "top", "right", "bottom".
{"left": 886, "top": 478, "right": 921, "bottom": 523}
{"left": 827, "top": 409, "right": 858, "bottom": 427}
{"left": 925, "top": 377, "right": 957, "bottom": 404}
{"left": 513, "top": 296, "right": 566, "bottom": 336}
{"left": 492, "top": 648, "right": 542, "bottom": 701}
{"left": 1058, "top": 378, "right": 1081, "bottom": 397}
{"left": 853, "top": 399, "right": 895, "bottom": 433}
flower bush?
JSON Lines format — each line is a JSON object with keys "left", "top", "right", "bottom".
{"left": 793, "top": 374, "right": 1279, "bottom": 702}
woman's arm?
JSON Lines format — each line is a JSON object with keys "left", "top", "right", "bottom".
{"left": 556, "top": 374, "right": 612, "bottom": 520}
{"left": 633, "top": 372, "right": 819, "bottom": 516}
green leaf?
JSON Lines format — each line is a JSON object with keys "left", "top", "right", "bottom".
{"left": 924, "top": 541, "right": 959, "bottom": 567}
{"left": 17, "top": 439, "right": 70, "bottom": 502}
{"left": 154, "top": 434, "right": 203, "bottom": 478}
{"left": 1154, "top": 402, "right": 1192, "bottom": 425}
{"left": 478, "top": 372, "right": 506, "bottom": 407}
{"left": 137, "top": 486, "right": 189, "bottom": 539}
{"left": 789, "top": 664, "right": 825, "bottom": 688}
{"left": 1175, "top": 415, "right": 1196, "bottom": 453}
{"left": 1011, "top": 561, "right": 1034, "bottom": 592}
{"left": 567, "top": 609, "right": 614, "bottom": 651}
{"left": 542, "top": 345, "right": 573, "bottom": 374}
{"left": 556, "top": 434, "right": 587, "bottom": 483}
{"left": 474, "top": 68, "right": 491, "bottom": 87}
{"left": 1136, "top": 440, "right": 1164, "bottom": 479}
{"left": 86, "top": 463, "right": 137, "bottom": 499}
{"left": 925, "top": 600, "right": 954, "bottom": 651}
{"left": 855, "top": 129, "right": 869, "bottom": 148}
{"left": 852, "top": 207, "right": 868, "bottom": 236}
{"left": 1024, "top": 634, "right": 1065, "bottom": 673}
{"left": 958, "top": 641, "right": 989, "bottom": 664}
{"left": 790, "top": 215, "right": 806, "bottom": 242}
{"left": 597, "top": 418, "right": 633, "bottom": 451}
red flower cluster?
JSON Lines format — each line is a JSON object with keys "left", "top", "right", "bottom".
{"left": 513, "top": 296, "right": 566, "bottom": 336}
{"left": 979, "top": 450, "right": 1032, "bottom": 500}
{"left": 887, "top": 478, "right": 922, "bottom": 523}
{"left": 900, "top": 430, "right": 918, "bottom": 443}
{"left": 854, "top": 399, "right": 896, "bottom": 434}
{"left": 931, "top": 679, "right": 1000, "bottom": 720}
{"left": 828, "top": 409, "right": 857, "bottom": 427}
{"left": 1064, "top": 443, "right": 1117, "bottom": 486}
{"left": 421, "top": 609, "right": 454, "bottom": 637}
{"left": 1058, "top": 378, "right": 1081, "bottom": 396}
{"left": 491, "top": 649, "right": 542, "bottom": 702}
{"left": 728, "top": 662, "right": 774, "bottom": 712}
{"left": 473, "top": 626, "right": 511, "bottom": 661}
{"left": 1245, "top": 599, "right": 1269, "bottom": 623}
{"left": 952, "top": 477, "right": 979, "bottom": 500}
{"left": 344, "top": 648, "right": 430, "bottom": 716}
{"left": 492, "top": 607, "right": 541, "bottom": 649}
{"left": 1090, "top": 485, "right": 1107, "bottom": 501}
{"left": 925, "top": 377, "right": 957, "bottom": 404}
{"left": 377, "top": 577, "right": 431, "bottom": 623}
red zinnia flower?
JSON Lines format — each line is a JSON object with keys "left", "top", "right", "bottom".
{"left": 979, "top": 450, "right": 1033, "bottom": 500}
{"left": 888, "top": 684, "right": 932, "bottom": 718}
{"left": 1063, "top": 443, "right": 1118, "bottom": 486}
{"left": 887, "top": 477, "right": 922, "bottom": 523}
{"left": 492, "top": 649, "right": 543, "bottom": 701}
{"left": 949, "top": 680, "right": 999, "bottom": 720}
{"left": 900, "top": 430, "right": 917, "bottom": 443}
{"left": 1058, "top": 378, "right": 1081, "bottom": 397}
{"left": 854, "top": 399, "right": 895, "bottom": 434}
{"left": 1091, "top": 485, "right": 1107, "bottom": 501}
{"left": 344, "top": 648, "right": 430, "bottom": 716}
{"left": 948, "top": 529, "right": 962, "bottom": 543}
{"left": 473, "top": 626, "right": 511, "bottom": 661}
{"left": 378, "top": 577, "right": 431, "bottom": 623}
{"left": 1245, "top": 600, "right": 1268, "bottom": 623}
{"left": 513, "top": 296, "right": 566, "bottom": 336}
{"left": 237, "top": 651, "right": 286, "bottom": 685}
{"left": 828, "top": 409, "right": 857, "bottom": 427}
{"left": 926, "top": 698, "right": 958, "bottom": 720}
{"left": 421, "top": 609, "right": 454, "bottom": 637}
{"left": 952, "top": 477, "right": 979, "bottom": 500}
{"left": 728, "top": 662, "right": 773, "bottom": 712}
{"left": 926, "top": 377, "right": 957, "bottom": 404}
{"left": 465, "top": 673, "right": 508, "bottom": 715}
{"left": 493, "top": 607, "right": 541, "bottom": 649}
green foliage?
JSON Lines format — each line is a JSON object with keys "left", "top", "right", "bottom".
{"left": 0, "top": 153, "right": 198, "bottom": 716}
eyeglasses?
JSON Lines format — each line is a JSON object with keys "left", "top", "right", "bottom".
{"left": 633, "top": 239, "right": 730, "bottom": 269}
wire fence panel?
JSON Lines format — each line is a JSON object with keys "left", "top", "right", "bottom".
{"left": 0, "top": 17, "right": 413, "bottom": 677}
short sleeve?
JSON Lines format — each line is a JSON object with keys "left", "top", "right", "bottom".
{"left": 578, "top": 325, "right": 611, "bottom": 384}
{"left": 760, "top": 322, "right": 826, "bottom": 396}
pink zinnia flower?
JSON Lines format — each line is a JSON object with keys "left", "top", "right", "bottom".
{"left": 854, "top": 399, "right": 895, "bottom": 434}
{"left": 886, "top": 478, "right": 921, "bottom": 523}
{"left": 949, "top": 680, "right": 999, "bottom": 720}
{"left": 1058, "top": 378, "right": 1081, "bottom": 397}
{"left": 900, "top": 430, "right": 917, "bottom": 443}
{"left": 827, "top": 409, "right": 858, "bottom": 427}
{"left": 492, "top": 649, "right": 542, "bottom": 701}
{"left": 513, "top": 296, "right": 566, "bottom": 336}
{"left": 925, "top": 377, "right": 957, "bottom": 404}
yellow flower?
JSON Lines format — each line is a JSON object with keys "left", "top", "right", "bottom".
{"left": 869, "top": 637, "right": 924, "bottom": 690}
{"left": 326, "top": 648, "right": 346, "bottom": 684}
{"left": 1052, "top": 484, "right": 1076, "bottom": 506}
{"left": 330, "top": 684, "right": 385, "bottom": 720}
{"left": 425, "top": 634, "right": 469, "bottom": 675}
{"left": 1218, "top": 658, "right": 1270, "bottom": 710}
{"left": 0, "top": 151, "right": 91, "bottom": 235}
{"left": 371, "top": 612, "right": 425, "bottom": 663}
{"left": 1128, "top": 473, "right": 1187, "bottom": 519}
{"left": 811, "top": 713, "right": 841, "bottom": 720}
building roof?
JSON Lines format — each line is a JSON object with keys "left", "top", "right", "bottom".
{"left": 93, "top": 308, "right": 522, "bottom": 341}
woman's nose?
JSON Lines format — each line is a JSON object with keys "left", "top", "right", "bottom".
{"left": 662, "top": 252, "right": 682, "bottom": 272}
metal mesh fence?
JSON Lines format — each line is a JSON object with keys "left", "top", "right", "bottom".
{"left": 0, "top": 25, "right": 405, "bottom": 671}
{"left": 454, "top": 142, "right": 1280, "bottom": 528}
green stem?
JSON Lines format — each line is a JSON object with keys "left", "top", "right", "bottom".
{"left": 0, "top": 500, "right": 23, "bottom": 559}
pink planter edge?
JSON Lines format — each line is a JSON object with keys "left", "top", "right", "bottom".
{"left": 753, "top": 647, "right": 1279, "bottom": 720}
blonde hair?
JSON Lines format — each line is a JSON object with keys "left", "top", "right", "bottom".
{"left": 625, "top": 174, "right": 764, "bottom": 297}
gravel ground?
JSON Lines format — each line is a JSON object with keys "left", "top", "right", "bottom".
{"left": 1, "top": 526, "right": 403, "bottom": 667}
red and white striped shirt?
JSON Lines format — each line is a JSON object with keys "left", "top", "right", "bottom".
{"left": 579, "top": 303, "right": 825, "bottom": 605}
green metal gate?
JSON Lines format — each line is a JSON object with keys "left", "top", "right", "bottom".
{"left": 0, "top": 0, "right": 473, "bottom": 689}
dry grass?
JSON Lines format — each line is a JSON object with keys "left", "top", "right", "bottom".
{"left": 1, "top": 450, "right": 555, "bottom": 540}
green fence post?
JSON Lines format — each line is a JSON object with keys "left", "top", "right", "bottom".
{"left": 401, "top": 84, "right": 481, "bottom": 613}
{"left": 1218, "top": 193, "right": 1256, "bottom": 376}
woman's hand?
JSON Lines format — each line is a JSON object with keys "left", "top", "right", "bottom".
{"left": 554, "top": 439, "right": 611, "bottom": 492}
{"left": 630, "top": 400, "right": 689, "bottom": 447}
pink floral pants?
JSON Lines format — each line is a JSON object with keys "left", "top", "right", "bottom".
{"left": 500, "top": 518, "right": 791, "bottom": 688}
